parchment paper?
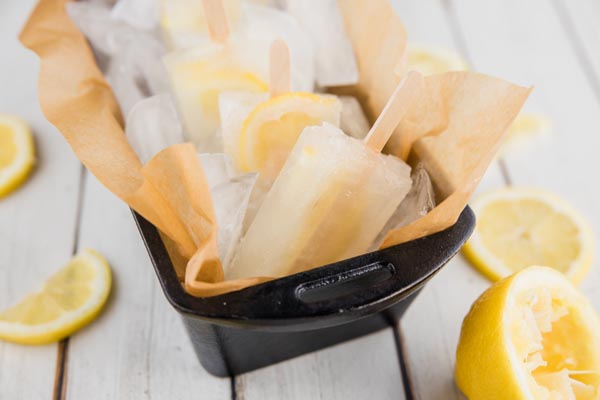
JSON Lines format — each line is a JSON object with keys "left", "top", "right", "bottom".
{"left": 21, "top": 0, "right": 530, "bottom": 297}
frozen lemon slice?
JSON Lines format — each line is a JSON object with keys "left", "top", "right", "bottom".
{"left": 238, "top": 92, "right": 341, "bottom": 177}
{"left": 0, "top": 249, "right": 111, "bottom": 345}
{"left": 406, "top": 43, "right": 469, "bottom": 75}
{"left": 167, "top": 59, "right": 268, "bottom": 149}
{"left": 463, "top": 188, "right": 594, "bottom": 284}
{"left": 456, "top": 266, "right": 600, "bottom": 400}
{"left": 0, "top": 114, "right": 35, "bottom": 198}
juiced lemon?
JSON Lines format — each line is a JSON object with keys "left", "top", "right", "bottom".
{"left": 0, "top": 249, "right": 111, "bottom": 345}
{"left": 406, "top": 44, "right": 468, "bottom": 75}
{"left": 238, "top": 92, "right": 341, "bottom": 177}
{"left": 0, "top": 114, "right": 35, "bottom": 198}
{"left": 456, "top": 266, "right": 600, "bottom": 400}
{"left": 463, "top": 188, "right": 594, "bottom": 284}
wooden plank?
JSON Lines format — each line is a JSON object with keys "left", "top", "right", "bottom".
{"left": 390, "top": 1, "right": 507, "bottom": 399}
{"left": 237, "top": 329, "right": 405, "bottom": 400}
{"left": 552, "top": 0, "right": 600, "bottom": 102}
{"left": 0, "top": 1, "right": 83, "bottom": 399}
{"left": 64, "top": 173, "right": 231, "bottom": 399}
{"left": 450, "top": 0, "right": 600, "bottom": 308}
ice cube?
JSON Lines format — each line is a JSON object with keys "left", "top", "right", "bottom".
{"left": 126, "top": 94, "right": 185, "bottom": 163}
{"left": 283, "top": 0, "right": 358, "bottom": 87}
{"left": 339, "top": 96, "right": 371, "bottom": 139}
{"left": 198, "top": 154, "right": 258, "bottom": 270}
{"left": 111, "top": 0, "right": 160, "bottom": 31}
{"left": 373, "top": 164, "right": 435, "bottom": 248}
{"left": 66, "top": 1, "right": 170, "bottom": 114}
{"left": 198, "top": 153, "right": 238, "bottom": 188}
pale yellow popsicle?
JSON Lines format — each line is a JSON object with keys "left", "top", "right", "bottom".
{"left": 225, "top": 122, "right": 412, "bottom": 279}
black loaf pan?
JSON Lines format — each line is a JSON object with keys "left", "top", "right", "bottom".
{"left": 132, "top": 206, "right": 475, "bottom": 377}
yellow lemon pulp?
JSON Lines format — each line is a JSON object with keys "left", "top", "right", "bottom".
{"left": 0, "top": 115, "right": 35, "bottom": 198}
{"left": 406, "top": 43, "right": 469, "bottom": 75}
{"left": 0, "top": 249, "right": 111, "bottom": 345}
{"left": 456, "top": 266, "right": 600, "bottom": 400}
{"left": 463, "top": 188, "right": 594, "bottom": 284}
{"left": 0, "top": 124, "right": 18, "bottom": 168}
{"left": 238, "top": 92, "right": 341, "bottom": 177}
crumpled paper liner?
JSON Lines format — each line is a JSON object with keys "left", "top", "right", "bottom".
{"left": 21, "top": 0, "right": 529, "bottom": 297}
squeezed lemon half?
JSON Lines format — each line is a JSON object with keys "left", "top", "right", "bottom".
{"left": 238, "top": 92, "right": 341, "bottom": 177}
{"left": 0, "top": 249, "right": 111, "bottom": 345}
{"left": 456, "top": 266, "right": 600, "bottom": 400}
{"left": 0, "top": 114, "right": 35, "bottom": 198}
{"left": 463, "top": 188, "right": 594, "bottom": 284}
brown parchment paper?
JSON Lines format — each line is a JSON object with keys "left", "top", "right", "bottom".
{"left": 21, "top": 0, "right": 529, "bottom": 297}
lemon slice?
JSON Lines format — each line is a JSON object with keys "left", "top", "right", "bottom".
{"left": 406, "top": 43, "right": 469, "bottom": 75}
{"left": 0, "top": 249, "right": 111, "bottom": 345}
{"left": 456, "top": 266, "right": 600, "bottom": 400}
{"left": 167, "top": 59, "right": 268, "bottom": 148}
{"left": 238, "top": 92, "right": 341, "bottom": 176}
{"left": 502, "top": 112, "right": 551, "bottom": 154}
{"left": 463, "top": 188, "right": 594, "bottom": 284}
{"left": 0, "top": 114, "right": 35, "bottom": 198}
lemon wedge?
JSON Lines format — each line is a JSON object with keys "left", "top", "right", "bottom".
{"left": 0, "top": 114, "right": 35, "bottom": 198}
{"left": 456, "top": 266, "right": 600, "bottom": 400}
{"left": 167, "top": 59, "right": 268, "bottom": 149}
{"left": 0, "top": 249, "right": 111, "bottom": 345}
{"left": 406, "top": 43, "right": 469, "bottom": 75}
{"left": 238, "top": 92, "right": 341, "bottom": 177}
{"left": 463, "top": 188, "right": 594, "bottom": 284}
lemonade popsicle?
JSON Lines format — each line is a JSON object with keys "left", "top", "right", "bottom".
{"left": 219, "top": 40, "right": 341, "bottom": 185}
{"left": 225, "top": 122, "right": 412, "bottom": 279}
{"left": 165, "top": 43, "right": 268, "bottom": 151}
{"left": 164, "top": 0, "right": 314, "bottom": 150}
{"left": 226, "top": 72, "right": 423, "bottom": 279}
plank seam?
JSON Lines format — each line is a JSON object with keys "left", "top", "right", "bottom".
{"left": 231, "top": 376, "right": 238, "bottom": 400}
{"left": 550, "top": 0, "right": 600, "bottom": 107}
{"left": 70, "top": 167, "right": 87, "bottom": 255}
{"left": 391, "top": 324, "right": 416, "bottom": 400}
{"left": 52, "top": 338, "right": 70, "bottom": 400}
{"left": 52, "top": 165, "right": 87, "bottom": 400}
{"left": 443, "top": 0, "right": 514, "bottom": 186}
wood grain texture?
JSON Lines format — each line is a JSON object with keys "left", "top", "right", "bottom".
{"left": 450, "top": 0, "right": 600, "bottom": 309}
{"left": 0, "top": 1, "right": 83, "bottom": 399}
{"left": 550, "top": 0, "right": 600, "bottom": 104}
{"left": 237, "top": 329, "right": 406, "bottom": 400}
{"left": 391, "top": 1, "right": 507, "bottom": 399}
{"left": 3, "top": 1, "right": 600, "bottom": 399}
{"left": 64, "top": 173, "right": 231, "bottom": 399}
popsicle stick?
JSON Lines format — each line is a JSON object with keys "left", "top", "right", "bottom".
{"left": 364, "top": 71, "right": 424, "bottom": 153}
{"left": 269, "top": 39, "right": 291, "bottom": 98}
{"left": 201, "top": 0, "right": 229, "bottom": 43}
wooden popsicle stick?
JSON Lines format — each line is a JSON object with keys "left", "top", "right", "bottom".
{"left": 364, "top": 71, "right": 424, "bottom": 153}
{"left": 269, "top": 39, "right": 291, "bottom": 98}
{"left": 201, "top": 0, "right": 229, "bottom": 44}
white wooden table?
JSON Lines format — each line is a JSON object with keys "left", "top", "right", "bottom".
{"left": 2, "top": 0, "right": 600, "bottom": 399}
